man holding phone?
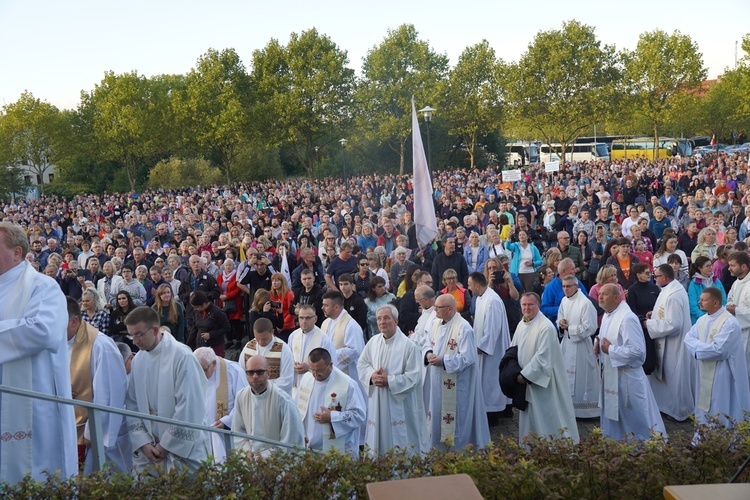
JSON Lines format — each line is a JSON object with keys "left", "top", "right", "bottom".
{"left": 59, "top": 260, "right": 85, "bottom": 300}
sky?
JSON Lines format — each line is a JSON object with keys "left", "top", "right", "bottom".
{"left": 0, "top": 0, "right": 746, "bottom": 111}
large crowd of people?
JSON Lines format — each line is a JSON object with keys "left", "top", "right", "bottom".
{"left": 2, "top": 147, "right": 750, "bottom": 483}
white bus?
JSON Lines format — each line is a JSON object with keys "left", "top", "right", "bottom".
{"left": 539, "top": 142, "right": 610, "bottom": 163}
{"left": 505, "top": 143, "right": 540, "bottom": 167}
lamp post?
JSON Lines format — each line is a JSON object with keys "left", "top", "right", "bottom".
{"left": 418, "top": 106, "right": 436, "bottom": 173}
{"left": 339, "top": 138, "right": 348, "bottom": 189}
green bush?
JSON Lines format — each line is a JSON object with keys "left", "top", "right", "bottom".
{"left": 3, "top": 421, "right": 749, "bottom": 499}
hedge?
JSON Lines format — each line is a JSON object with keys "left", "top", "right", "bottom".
{"left": 3, "top": 419, "right": 750, "bottom": 499}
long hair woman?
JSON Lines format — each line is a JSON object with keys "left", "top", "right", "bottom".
{"left": 152, "top": 284, "right": 186, "bottom": 343}
{"left": 270, "top": 273, "right": 296, "bottom": 343}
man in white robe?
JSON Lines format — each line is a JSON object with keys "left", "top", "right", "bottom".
{"left": 645, "top": 264, "right": 695, "bottom": 421}
{"left": 467, "top": 272, "right": 512, "bottom": 425}
{"left": 357, "top": 304, "right": 428, "bottom": 456}
{"left": 0, "top": 222, "right": 77, "bottom": 485}
{"left": 193, "top": 347, "right": 247, "bottom": 462}
{"left": 597, "top": 284, "right": 666, "bottom": 441}
{"left": 295, "top": 348, "right": 366, "bottom": 457}
{"left": 557, "top": 274, "right": 600, "bottom": 418}
{"left": 288, "top": 304, "right": 336, "bottom": 397}
{"left": 125, "top": 307, "right": 210, "bottom": 473}
{"left": 423, "top": 294, "right": 490, "bottom": 451}
{"left": 684, "top": 287, "right": 750, "bottom": 427}
{"left": 67, "top": 297, "right": 132, "bottom": 473}
{"left": 232, "top": 355, "right": 305, "bottom": 457}
{"left": 726, "top": 251, "right": 750, "bottom": 384}
{"left": 412, "top": 285, "right": 437, "bottom": 412}
{"left": 241, "top": 318, "right": 293, "bottom": 396}
{"left": 512, "top": 292, "right": 579, "bottom": 445}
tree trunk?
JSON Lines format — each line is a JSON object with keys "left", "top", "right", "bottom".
{"left": 399, "top": 139, "right": 405, "bottom": 175}
{"left": 653, "top": 122, "right": 660, "bottom": 160}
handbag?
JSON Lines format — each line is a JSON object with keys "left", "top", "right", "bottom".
{"left": 587, "top": 257, "right": 601, "bottom": 276}
{"left": 222, "top": 301, "right": 237, "bottom": 313}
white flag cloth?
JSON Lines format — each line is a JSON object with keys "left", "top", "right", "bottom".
{"left": 412, "top": 97, "right": 438, "bottom": 247}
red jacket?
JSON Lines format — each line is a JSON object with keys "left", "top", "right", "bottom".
{"left": 217, "top": 273, "right": 243, "bottom": 321}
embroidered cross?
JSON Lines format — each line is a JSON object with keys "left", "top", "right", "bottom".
{"left": 443, "top": 378, "right": 455, "bottom": 389}
{"left": 447, "top": 339, "right": 458, "bottom": 350}
{"left": 442, "top": 413, "right": 455, "bottom": 424}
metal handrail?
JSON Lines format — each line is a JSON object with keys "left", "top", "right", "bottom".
{"left": 0, "top": 383, "right": 308, "bottom": 473}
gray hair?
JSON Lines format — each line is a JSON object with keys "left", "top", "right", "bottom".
{"left": 558, "top": 257, "right": 575, "bottom": 274}
{"left": 193, "top": 347, "right": 217, "bottom": 365}
{"left": 377, "top": 303, "right": 399, "bottom": 321}
{"left": 116, "top": 342, "right": 132, "bottom": 363}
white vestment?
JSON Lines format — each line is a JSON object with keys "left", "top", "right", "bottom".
{"left": 599, "top": 303, "right": 666, "bottom": 441}
{"left": 203, "top": 358, "right": 247, "bottom": 462}
{"left": 0, "top": 261, "right": 77, "bottom": 485}
{"left": 684, "top": 308, "right": 750, "bottom": 426}
{"left": 243, "top": 338, "right": 294, "bottom": 396}
{"left": 474, "top": 288, "right": 512, "bottom": 412}
{"left": 288, "top": 326, "right": 336, "bottom": 396}
{"left": 423, "top": 314, "right": 491, "bottom": 450}
{"left": 412, "top": 306, "right": 436, "bottom": 412}
{"left": 645, "top": 279, "right": 695, "bottom": 420}
{"left": 727, "top": 273, "right": 750, "bottom": 385}
{"left": 357, "top": 329, "right": 428, "bottom": 456}
{"left": 511, "top": 313, "right": 580, "bottom": 445}
{"left": 126, "top": 332, "right": 210, "bottom": 473}
{"left": 231, "top": 383, "right": 305, "bottom": 457}
{"left": 296, "top": 367, "right": 366, "bottom": 457}
{"left": 557, "top": 291, "right": 600, "bottom": 418}
{"left": 68, "top": 331, "right": 132, "bottom": 473}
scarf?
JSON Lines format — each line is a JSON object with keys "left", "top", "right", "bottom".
{"left": 220, "top": 269, "right": 236, "bottom": 293}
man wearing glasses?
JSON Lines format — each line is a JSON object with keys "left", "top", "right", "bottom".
{"left": 232, "top": 355, "right": 305, "bottom": 458}
{"left": 125, "top": 307, "right": 210, "bottom": 473}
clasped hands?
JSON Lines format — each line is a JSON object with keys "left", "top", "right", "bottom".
{"left": 371, "top": 367, "right": 389, "bottom": 387}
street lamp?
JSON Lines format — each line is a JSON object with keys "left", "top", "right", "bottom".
{"left": 339, "top": 138, "right": 348, "bottom": 189}
{"left": 418, "top": 106, "right": 436, "bottom": 172}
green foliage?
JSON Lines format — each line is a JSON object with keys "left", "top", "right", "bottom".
{"left": 148, "top": 157, "right": 223, "bottom": 189}
{"left": 4, "top": 423, "right": 750, "bottom": 499}
{"left": 0, "top": 165, "right": 32, "bottom": 202}
{"left": 357, "top": 24, "right": 449, "bottom": 174}
{"left": 623, "top": 29, "right": 707, "bottom": 154}
{"left": 506, "top": 20, "right": 619, "bottom": 159}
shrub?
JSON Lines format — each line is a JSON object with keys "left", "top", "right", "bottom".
{"left": 2, "top": 422, "right": 749, "bottom": 499}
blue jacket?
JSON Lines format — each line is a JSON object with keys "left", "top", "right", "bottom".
{"left": 463, "top": 244, "right": 489, "bottom": 274}
{"left": 541, "top": 276, "right": 588, "bottom": 322}
{"left": 505, "top": 241, "right": 543, "bottom": 276}
{"left": 687, "top": 276, "right": 727, "bottom": 324}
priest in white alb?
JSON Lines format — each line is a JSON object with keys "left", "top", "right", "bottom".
{"left": 241, "top": 318, "right": 294, "bottom": 396}
{"left": 424, "top": 294, "right": 490, "bottom": 451}
{"left": 321, "top": 291, "right": 365, "bottom": 382}
{"left": 557, "top": 275, "right": 600, "bottom": 418}
{"left": 66, "top": 296, "right": 132, "bottom": 473}
{"left": 125, "top": 307, "right": 210, "bottom": 473}
{"left": 684, "top": 287, "right": 750, "bottom": 427}
{"left": 512, "top": 292, "right": 579, "bottom": 445}
{"left": 295, "top": 348, "right": 366, "bottom": 457}
{"left": 232, "top": 355, "right": 305, "bottom": 457}
{"left": 726, "top": 250, "right": 750, "bottom": 385}
{"left": 645, "top": 264, "right": 695, "bottom": 421}
{"left": 411, "top": 285, "right": 437, "bottom": 412}
{"left": 193, "top": 347, "right": 247, "bottom": 462}
{"left": 467, "top": 272, "right": 512, "bottom": 425}
{"left": 0, "top": 222, "right": 77, "bottom": 485}
{"left": 596, "top": 284, "right": 666, "bottom": 441}
{"left": 288, "top": 304, "right": 336, "bottom": 397}
{"left": 357, "top": 304, "right": 428, "bottom": 456}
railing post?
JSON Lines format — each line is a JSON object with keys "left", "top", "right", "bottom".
{"left": 223, "top": 429, "right": 233, "bottom": 455}
{"left": 88, "top": 407, "right": 106, "bottom": 472}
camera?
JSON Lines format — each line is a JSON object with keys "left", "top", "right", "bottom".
{"left": 492, "top": 270, "right": 505, "bottom": 285}
{"left": 269, "top": 300, "right": 282, "bottom": 309}
{"left": 77, "top": 269, "right": 86, "bottom": 278}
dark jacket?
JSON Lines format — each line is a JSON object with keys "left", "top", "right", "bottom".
{"left": 188, "top": 303, "right": 230, "bottom": 349}
{"left": 396, "top": 288, "right": 421, "bottom": 334}
{"left": 499, "top": 346, "right": 528, "bottom": 411}
{"left": 343, "top": 293, "right": 368, "bottom": 333}
{"left": 293, "top": 284, "right": 325, "bottom": 327}
{"left": 178, "top": 270, "right": 220, "bottom": 305}
{"left": 431, "top": 251, "right": 469, "bottom": 290}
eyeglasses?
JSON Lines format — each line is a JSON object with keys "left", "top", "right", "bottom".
{"left": 359, "top": 263, "right": 369, "bottom": 266}
{"left": 245, "top": 369, "right": 267, "bottom": 376}
{"left": 130, "top": 329, "right": 152, "bottom": 339}
{"left": 653, "top": 274, "right": 664, "bottom": 279}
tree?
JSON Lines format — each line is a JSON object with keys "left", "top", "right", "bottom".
{"left": 357, "top": 24, "right": 449, "bottom": 174}
{"left": 81, "top": 71, "right": 175, "bottom": 191}
{"left": 0, "top": 91, "right": 67, "bottom": 194}
{"left": 623, "top": 29, "right": 706, "bottom": 157}
{"left": 506, "top": 20, "right": 619, "bottom": 162}
{"left": 252, "top": 28, "right": 355, "bottom": 177}
{"left": 175, "top": 49, "right": 253, "bottom": 183}
{"left": 149, "top": 157, "right": 222, "bottom": 189}
{"left": 443, "top": 41, "right": 504, "bottom": 169}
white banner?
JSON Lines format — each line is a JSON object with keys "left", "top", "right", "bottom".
{"left": 502, "top": 169, "right": 522, "bottom": 182}
{"left": 545, "top": 160, "right": 560, "bottom": 172}
{"left": 411, "top": 97, "right": 438, "bottom": 247}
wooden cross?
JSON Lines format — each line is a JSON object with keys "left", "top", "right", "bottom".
{"left": 443, "top": 378, "right": 455, "bottom": 389}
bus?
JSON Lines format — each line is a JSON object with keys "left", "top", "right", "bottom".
{"left": 539, "top": 142, "right": 610, "bottom": 163}
{"left": 610, "top": 137, "right": 693, "bottom": 160}
{"left": 505, "top": 143, "right": 540, "bottom": 167}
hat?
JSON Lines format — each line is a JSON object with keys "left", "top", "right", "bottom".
{"left": 163, "top": 243, "right": 172, "bottom": 248}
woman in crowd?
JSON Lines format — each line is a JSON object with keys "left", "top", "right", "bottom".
{"left": 440, "top": 269, "right": 471, "bottom": 318}
{"left": 84, "top": 256, "right": 105, "bottom": 284}
{"left": 463, "top": 231, "right": 489, "bottom": 275}
{"left": 248, "top": 289, "right": 284, "bottom": 341}
{"left": 505, "top": 228, "right": 542, "bottom": 293}
{"left": 109, "top": 290, "right": 138, "bottom": 351}
{"left": 626, "top": 263, "right": 661, "bottom": 320}
{"left": 152, "top": 284, "right": 185, "bottom": 343}
{"left": 653, "top": 234, "right": 689, "bottom": 277}
{"left": 270, "top": 273, "right": 296, "bottom": 343}
{"left": 80, "top": 288, "right": 109, "bottom": 336}
{"left": 589, "top": 265, "right": 626, "bottom": 304}
{"left": 668, "top": 253, "right": 691, "bottom": 289}
{"left": 532, "top": 265, "right": 555, "bottom": 298}
{"left": 485, "top": 256, "right": 522, "bottom": 333}
{"left": 691, "top": 227, "right": 720, "bottom": 262}
{"left": 573, "top": 230, "right": 593, "bottom": 283}
{"left": 365, "top": 276, "right": 396, "bottom": 340}
{"left": 216, "top": 258, "right": 244, "bottom": 349}
{"left": 367, "top": 250, "right": 390, "bottom": 291}
{"left": 687, "top": 256, "right": 727, "bottom": 324}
